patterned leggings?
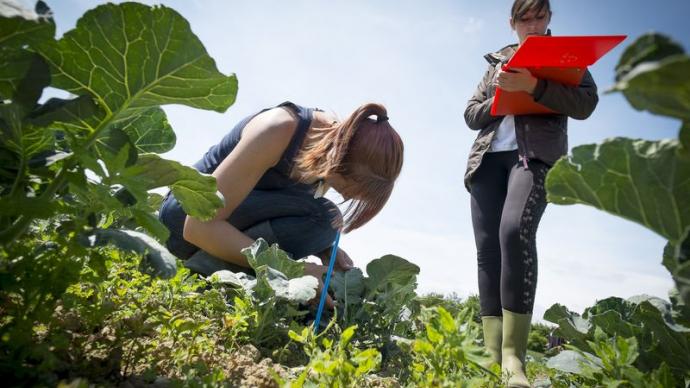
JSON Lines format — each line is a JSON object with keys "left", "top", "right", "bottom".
{"left": 470, "top": 150, "right": 549, "bottom": 316}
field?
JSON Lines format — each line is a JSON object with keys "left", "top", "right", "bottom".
{"left": 1, "top": 2, "right": 689, "bottom": 387}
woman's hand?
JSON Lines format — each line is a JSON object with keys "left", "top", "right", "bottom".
{"left": 317, "top": 246, "right": 354, "bottom": 272}
{"left": 496, "top": 67, "right": 538, "bottom": 94}
{"left": 303, "top": 262, "right": 335, "bottom": 309}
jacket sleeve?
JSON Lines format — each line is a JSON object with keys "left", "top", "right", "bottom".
{"left": 531, "top": 69, "right": 599, "bottom": 120}
{"left": 464, "top": 66, "right": 502, "bottom": 130}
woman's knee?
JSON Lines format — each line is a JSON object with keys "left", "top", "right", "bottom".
{"left": 499, "top": 218, "right": 523, "bottom": 249}
{"left": 241, "top": 198, "right": 341, "bottom": 259}
{"left": 300, "top": 198, "right": 340, "bottom": 254}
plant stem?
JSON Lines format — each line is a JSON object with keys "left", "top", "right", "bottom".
{"left": 8, "top": 157, "right": 26, "bottom": 199}
{"left": 0, "top": 164, "right": 67, "bottom": 243}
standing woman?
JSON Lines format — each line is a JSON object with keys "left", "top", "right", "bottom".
{"left": 463, "top": 1, "right": 598, "bottom": 386}
{"left": 159, "top": 101, "right": 403, "bottom": 307}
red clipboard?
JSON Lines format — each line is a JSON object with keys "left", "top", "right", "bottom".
{"left": 490, "top": 35, "right": 626, "bottom": 116}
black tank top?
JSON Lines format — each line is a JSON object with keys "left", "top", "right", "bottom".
{"left": 159, "top": 102, "right": 320, "bottom": 258}
{"left": 193, "top": 101, "right": 316, "bottom": 191}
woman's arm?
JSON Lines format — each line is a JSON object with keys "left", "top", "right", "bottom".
{"left": 530, "top": 69, "right": 599, "bottom": 120}
{"left": 464, "top": 65, "right": 502, "bottom": 130}
{"left": 497, "top": 67, "right": 599, "bottom": 120}
{"left": 497, "top": 68, "right": 599, "bottom": 120}
{"left": 182, "top": 107, "right": 298, "bottom": 266}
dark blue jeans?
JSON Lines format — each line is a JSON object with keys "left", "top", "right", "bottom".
{"left": 159, "top": 187, "right": 340, "bottom": 274}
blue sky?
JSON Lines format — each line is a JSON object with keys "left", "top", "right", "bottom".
{"left": 46, "top": 0, "right": 690, "bottom": 321}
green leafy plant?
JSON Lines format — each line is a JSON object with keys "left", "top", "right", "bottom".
{"left": 547, "top": 336, "right": 678, "bottom": 387}
{"left": 0, "top": 242, "right": 240, "bottom": 385}
{"left": 0, "top": 0, "right": 236, "bottom": 380}
{"left": 330, "top": 255, "right": 420, "bottom": 342}
{"left": 406, "top": 305, "right": 499, "bottom": 387}
{"left": 209, "top": 239, "right": 319, "bottom": 348}
{"left": 3, "top": 3, "right": 690, "bottom": 387}
{"left": 414, "top": 293, "right": 482, "bottom": 324}
{"left": 543, "top": 32, "right": 690, "bottom": 387}
{"left": 281, "top": 324, "right": 381, "bottom": 388}
{"left": 325, "top": 255, "right": 421, "bottom": 380}
{"left": 0, "top": 1, "right": 235, "bottom": 243}
{"left": 545, "top": 32, "right": 690, "bottom": 317}
{"left": 544, "top": 295, "right": 690, "bottom": 382}
{"left": 527, "top": 322, "right": 552, "bottom": 354}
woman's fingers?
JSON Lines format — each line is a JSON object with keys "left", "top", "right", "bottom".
{"left": 496, "top": 68, "right": 535, "bottom": 92}
{"left": 496, "top": 69, "right": 511, "bottom": 89}
{"left": 319, "top": 247, "right": 354, "bottom": 271}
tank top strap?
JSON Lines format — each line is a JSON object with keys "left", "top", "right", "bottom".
{"left": 273, "top": 101, "right": 314, "bottom": 174}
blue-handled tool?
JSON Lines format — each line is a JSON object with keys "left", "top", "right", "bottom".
{"left": 313, "top": 231, "right": 340, "bottom": 333}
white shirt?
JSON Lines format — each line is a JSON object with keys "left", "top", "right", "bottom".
{"left": 488, "top": 115, "right": 518, "bottom": 152}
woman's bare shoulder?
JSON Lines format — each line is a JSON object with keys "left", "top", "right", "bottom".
{"left": 313, "top": 109, "right": 339, "bottom": 127}
{"left": 241, "top": 106, "right": 300, "bottom": 145}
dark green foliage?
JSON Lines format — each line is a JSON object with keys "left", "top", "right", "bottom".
{"left": 544, "top": 32, "right": 690, "bottom": 386}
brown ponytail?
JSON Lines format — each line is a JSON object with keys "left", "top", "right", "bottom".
{"left": 294, "top": 103, "right": 403, "bottom": 232}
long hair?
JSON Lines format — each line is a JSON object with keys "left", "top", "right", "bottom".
{"left": 294, "top": 103, "right": 404, "bottom": 232}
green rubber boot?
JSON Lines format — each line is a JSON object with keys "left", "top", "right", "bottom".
{"left": 481, "top": 316, "right": 503, "bottom": 368}
{"left": 502, "top": 309, "right": 532, "bottom": 387}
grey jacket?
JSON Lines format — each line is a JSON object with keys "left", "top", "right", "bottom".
{"left": 463, "top": 44, "right": 599, "bottom": 191}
